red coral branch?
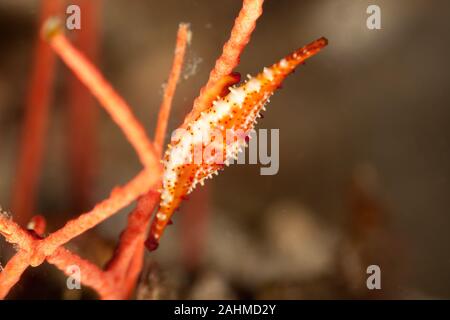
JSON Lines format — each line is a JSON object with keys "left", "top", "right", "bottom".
{"left": 11, "top": 0, "right": 63, "bottom": 226}
{"left": 182, "top": 0, "right": 264, "bottom": 126}
{"left": 120, "top": 242, "right": 146, "bottom": 299}
{"left": 106, "top": 23, "right": 192, "bottom": 294}
{"left": 0, "top": 250, "right": 31, "bottom": 299}
{"left": 0, "top": 6, "right": 169, "bottom": 296}
{"left": 180, "top": 186, "right": 210, "bottom": 271}
{"left": 106, "top": 190, "right": 159, "bottom": 279}
{"left": 0, "top": 215, "right": 35, "bottom": 298}
{"left": 37, "top": 168, "right": 160, "bottom": 261}
{"left": 154, "top": 23, "right": 191, "bottom": 157}
{"left": 0, "top": 214, "right": 115, "bottom": 299}
{"left": 0, "top": 215, "right": 35, "bottom": 249}
{"left": 47, "top": 247, "right": 116, "bottom": 299}
{"left": 174, "top": 0, "right": 264, "bottom": 268}
{"left": 44, "top": 20, "right": 157, "bottom": 170}
{"left": 67, "top": 0, "right": 102, "bottom": 211}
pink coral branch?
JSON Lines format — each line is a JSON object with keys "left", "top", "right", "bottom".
{"left": 107, "top": 24, "right": 191, "bottom": 291}
{"left": 107, "top": 190, "right": 159, "bottom": 278}
{"left": 0, "top": 215, "right": 35, "bottom": 249}
{"left": 37, "top": 168, "right": 160, "bottom": 261}
{"left": 46, "top": 247, "right": 116, "bottom": 299}
{"left": 0, "top": 214, "right": 117, "bottom": 299}
{"left": 11, "top": 0, "right": 62, "bottom": 226}
{"left": 44, "top": 22, "right": 157, "bottom": 170}
{"left": 182, "top": 0, "right": 264, "bottom": 125}
{"left": 67, "top": 0, "right": 102, "bottom": 211}
{"left": 154, "top": 23, "right": 191, "bottom": 157}
{"left": 121, "top": 242, "right": 145, "bottom": 299}
{"left": 0, "top": 250, "right": 31, "bottom": 299}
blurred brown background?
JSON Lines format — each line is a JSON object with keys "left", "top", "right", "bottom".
{"left": 1, "top": 0, "right": 449, "bottom": 299}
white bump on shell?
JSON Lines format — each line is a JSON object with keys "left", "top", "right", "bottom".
{"left": 245, "top": 77, "right": 261, "bottom": 93}
{"left": 263, "top": 67, "right": 274, "bottom": 81}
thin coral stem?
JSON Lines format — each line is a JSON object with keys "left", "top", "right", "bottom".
{"left": 67, "top": 0, "right": 102, "bottom": 212}
{"left": 180, "top": 186, "right": 209, "bottom": 271}
{"left": 109, "top": 189, "right": 160, "bottom": 299}
{"left": 108, "top": 23, "right": 193, "bottom": 295}
{"left": 37, "top": 168, "right": 160, "bottom": 261}
{"left": 182, "top": 0, "right": 264, "bottom": 126}
{"left": 11, "top": 0, "right": 62, "bottom": 226}
{"left": 0, "top": 215, "right": 35, "bottom": 249}
{"left": 106, "top": 191, "right": 159, "bottom": 278}
{"left": 207, "top": 0, "right": 264, "bottom": 84}
{"left": 154, "top": 23, "right": 191, "bottom": 157}
{"left": 0, "top": 214, "right": 117, "bottom": 299}
{"left": 102, "top": 243, "right": 145, "bottom": 299}
{"left": 107, "top": 24, "right": 192, "bottom": 293}
{"left": 44, "top": 22, "right": 157, "bottom": 169}
{"left": 46, "top": 247, "right": 115, "bottom": 299}
{"left": 122, "top": 242, "right": 145, "bottom": 299}
{"left": 0, "top": 250, "right": 31, "bottom": 299}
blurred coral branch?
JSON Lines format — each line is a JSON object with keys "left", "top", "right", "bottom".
{"left": 67, "top": 0, "right": 102, "bottom": 212}
{"left": 180, "top": 186, "right": 210, "bottom": 271}
{"left": 182, "top": 0, "right": 263, "bottom": 126}
{"left": 46, "top": 22, "right": 157, "bottom": 169}
{"left": 11, "top": 0, "right": 62, "bottom": 226}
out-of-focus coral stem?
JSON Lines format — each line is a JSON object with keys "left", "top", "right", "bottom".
{"left": 180, "top": 186, "right": 209, "bottom": 271}
{"left": 44, "top": 23, "right": 157, "bottom": 170}
{"left": 154, "top": 23, "right": 191, "bottom": 157}
{"left": 11, "top": 0, "right": 62, "bottom": 226}
{"left": 67, "top": 0, "right": 102, "bottom": 212}
{"left": 182, "top": 0, "right": 264, "bottom": 125}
